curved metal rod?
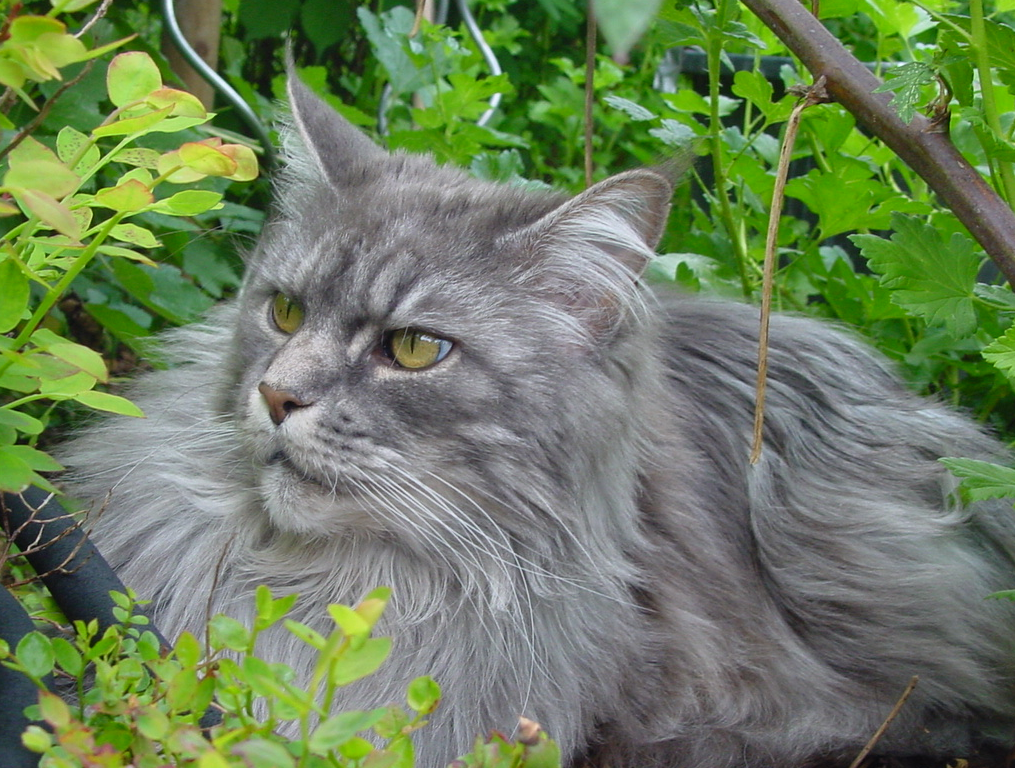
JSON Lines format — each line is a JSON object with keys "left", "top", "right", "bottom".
{"left": 378, "top": 0, "right": 503, "bottom": 133}
{"left": 161, "top": 0, "right": 276, "bottom": 166}
{"left": 456, "top": 0, "right": 502, "bottom": 127}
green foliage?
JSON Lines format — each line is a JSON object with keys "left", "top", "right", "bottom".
{"left": 0, "top": 4, "right": 260, "bottom": 494}
{"left": 0, "top": 586, "right": 558, "bottom": 768}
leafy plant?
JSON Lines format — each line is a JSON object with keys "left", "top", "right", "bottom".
{"left": 0, "top": 22, "right": 258, "bottom": 493}
{"left": 2, "top": 585, "right": 558, "bottom": 768}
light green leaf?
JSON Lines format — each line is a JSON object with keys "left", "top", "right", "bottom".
{"left": 16, "top": 632, "right": 54, "bottom": 679}
{"left": 0, "top": 446, "right": 39, "bottom": 492}
{"left": 39, "top": 370, "right": 96, "bottom": 397}
{"left": 406, "top": 676, "right": 441, "bottom": 714}
{"left": 874, "top": 61, "right": 937, "bottom": 124}
{"left": 56, "top": 125, "right": 99, "bottom": 175}
{"left": 594, "top": 0, "right": 664, "bottom": 60}
{"left": 112, "top": 147, "right": 161, "bottom": 169}
{"left": 603, "top": 94, "right": 657, "bottom": 121}
{"left": 11, "top": 188, "right": 81, "bottom": 238}
{"left": 983, "top": 326, "right": 1015, "bottom": 382}
{"left": 330, "top": 637, "right": 391, "bottom": 686}
{"left": 231, "top": 739, "right": 296, "bottom": 768}
{"left": 92, "top": 105, "right": 172, "bottom": 138}
{"left": 106, "top": 51, "right": 162, "bottom": 107}
{"left": 850, "top": 214, "right": 981, "bottom": 337}
{"left": 309, "top": 709, "right": 387, "bottom": 753}
{"left": 94, "top": 179, "right": 154, "bottom": 213}
{"left": 0, "top": 408, "right": 44, "bottom": 436}
{"left": 36, "top": 339, "right": 107, "bottom": 381}
{"left": 149, "top": 189, "right": 224, "bottom": 216}
{"left": 0, "top": 259, "right": 29, "bottom": 333}
{"left": 110, "top": 223, "right": 160, "bottom": 248}
{"left": 940, "top": 457, "right": 1015, "bottom": 503}
{"left": 74, "top": 390, "right": 144, "bottom": 417}
{"left": 5, "top": 445, "right": 63, "bottom": 473}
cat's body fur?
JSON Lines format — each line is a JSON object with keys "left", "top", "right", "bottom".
{"left": 58, "top": 76, "right": 1015, "bottom": 767}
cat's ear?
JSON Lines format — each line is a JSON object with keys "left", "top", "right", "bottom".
{"left": 520, "top": 169, "right": 672, "bottom": 336}
{"left": 283, "top": 71, "right": 387, "bottom": 187}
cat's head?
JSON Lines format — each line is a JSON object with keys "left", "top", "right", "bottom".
{"left": 230, "top": 74, "right": 673, "bottom": 542}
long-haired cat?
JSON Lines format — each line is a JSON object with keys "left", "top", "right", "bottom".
{"left": 58, "top": 74, "right": 1015, "bottom": 767}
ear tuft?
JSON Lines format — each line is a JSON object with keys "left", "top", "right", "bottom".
{"left": 517, "top": 169, "right": 673, "bottom": 338}
{"left": 283, "top": 70, "right": 386, "bottom": 188}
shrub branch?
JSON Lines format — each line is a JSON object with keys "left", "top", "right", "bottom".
{"left": 740, "top": 0, "right": 1015, "bottom": 287}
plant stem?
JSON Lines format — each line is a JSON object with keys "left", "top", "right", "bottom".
{"left": 968, "top": 0, "right": 1015, "bottom": 205}
{"left": 706, "top": 2, "right": 752, "bottom": 296}
{"left": 740, "top": 0, "right": 1015, "bottom": 287}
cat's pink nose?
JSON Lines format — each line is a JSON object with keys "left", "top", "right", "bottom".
{"left": 258, "top": 382, "right": 310, "bottom": 425}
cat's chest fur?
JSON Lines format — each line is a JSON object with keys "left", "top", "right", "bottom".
{"left": 58, "top": 74, "right": 1015, "bottom": 768}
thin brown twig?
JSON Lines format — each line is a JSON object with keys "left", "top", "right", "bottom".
{"left": 740, "top": 0, "right": 1015, "bottom": 287}
{"left": 750, "top": 77, "right": 829, "bottom": 464}
{"left": 75, "top": 0, "right": 115, "bottom": 38}
{"left": 584, "top": 6, "right": 597, "bottom": 189}
{"left": 0, "top": 60, "right": 95, "bottom": 161}
{"left": 847, "top": 676, "right": 920, "bottom": 768}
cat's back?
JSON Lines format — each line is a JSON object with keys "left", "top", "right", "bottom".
{"left": 633, "top": 292, "right": 1015, "bottom": 761}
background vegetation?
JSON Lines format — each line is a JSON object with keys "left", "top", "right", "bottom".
{"left": 2, "top": 0, "right": 1015, "bottom": 763}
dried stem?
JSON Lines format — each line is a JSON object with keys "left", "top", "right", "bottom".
{"left": 847, "top": 676, "right": 920, "bottom": 768}
{"left": 750, "top": 78, "right": 829, "bottom": 464}
{"left": 740, "top": 0, "right": 1015, "bottom": 287}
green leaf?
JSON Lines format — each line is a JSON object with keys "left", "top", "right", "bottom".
{"left": 309, "top": 709, "right": 387, "bottom": 753}
{"left": 0, "top": 408, "right": 44, "bottom": 436}
{"left": 50, "top": 637, "right": 83, "bottom": 677}
{"left": 208, "top": 614, "right": 251, "bottom": 652}
{"left": 106, "top": 51, "right": 162, "bottom": 107}
{"left": 873, "top": 61, "right": 936, "bottom": 124}
{"left": 330, "top": 636, "right": 391, "bottom": 686}
{"left": 56, "top": 126, "right": 99, "bottom": 175}
{"left": 328, "top": 603, "right": 371, "bottom": 637}
{"left": 406, "top": 676, "right": 441, "bottom": 714}
{"left": 92, "top": 105, "right": 172, "bottom": 138}
{"left": 150, "top": 189, "right": 224, "bottom": 216}
{"left": 603, "top": 94, "right": 657, "bottom": 121}
{"left": 73, "top": 390, "right": 144, "bottom": 417}
{"left": 983, "top": 326, "right": 1015, "bottom": 382}
{"left": 94, "top": 179, "right": 154, "bottom": 213}
{"left": 20, "top": 725, "right": 51, "bottom": 753}
{"left": 0, "top": 446, "right": 43, "bottom": 492}
{"left": 231, "top": 739, "right": 296, "bottom": 768}
{"left": 35, "top": 337, "right": 107, "bottom": 381}
{"left": 594, "top": 0, "right": 664, "bottom": 60}
{"left": 10, "top": 188, "right": 81, "bottom": 239}
{"left": 110, "top": 222, "right": 160, "bottom": 248}
{"left": 0, "top": 259, "right": 29, "bottom": 333}
{"left": 940, "top": 457, "right": 1015, "bottom": 503}
{"left": 37, "top": 691, "right": 70, "bottom": 728}
{"left": 112, "top": 147, "right": 161, "bottom": 169}
{"left": 4, "top": 445, "right": 62, "bottom": 473}
{"left": 850, "top": 214, "right": 981, "bottom": 337}
{"left": 284, "top": 619, "right": 327, "bottom": 650}
{"left": 16, "top": 632, "right": 54, "bottom": 679}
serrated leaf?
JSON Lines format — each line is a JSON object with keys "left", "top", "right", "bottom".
{"left": 983, "top": 326, "right": 1015, "bottom": 381}
{"left": 74, "top": 390, "right": 144, "bottom": 417}
{"left": 850, "top": 214, "right": 981, "bottom": 336}
{"left": 940, "top": 457, "right": 1015, "bottom": 503}
{"left": 873, "top": 61, "right": 936, "bottom": 124}
{"left": 603, "top": 94, "right": 657, "bottom": 121}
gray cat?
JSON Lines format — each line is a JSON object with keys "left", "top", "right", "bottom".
{"left": 58, "top": 74, "right": 1015, "bottom": 767}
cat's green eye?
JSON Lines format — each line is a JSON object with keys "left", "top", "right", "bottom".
{"left": 271, "top": 292, "right": 304, "bottom": 334}
{"left": 384, "top": 328, "right": 453, "bottom": 370}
